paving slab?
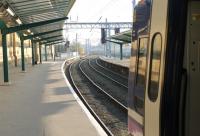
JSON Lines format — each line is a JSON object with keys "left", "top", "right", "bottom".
{"left": 0, "top": 60, "right": 103, "bottom": 136}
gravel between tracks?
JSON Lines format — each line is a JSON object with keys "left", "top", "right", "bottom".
{"left": 90, "top": 58, "right": 128, "bottom": 87}
{"left": 67, "top": 59, "right": 129, "bottom": 136}
{"left": 82, "top": 59, "right": 127, "bottom": 107}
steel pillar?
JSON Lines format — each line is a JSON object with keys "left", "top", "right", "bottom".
{"left": 13, "top": 33, "right": 17, "bottom": 67}
{"left": 39, "top": 44, "right": 42, "bottom": 64}
{"left": 20, "top": 39, "right": 25, "bottom": 71}
{"left": 50, "top": 45, "right": 53, "bottom": 59}
{"left": 53, "top": 46, "right": 56, "bottom": 61}
{"left": 45, "top": 45, "right": 47, "bottom": 61}
{"left": 120, "top": 44, "right": 123, "bottom": 60}
{"left": 31, "top": 40, "right": 35, "bottom": 66}
{"left": 2, "top": 34, "right": 9, "bottom": 82}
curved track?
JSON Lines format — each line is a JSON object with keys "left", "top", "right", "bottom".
{"left": 66, "top": 58, "right": 128, "bottom": 136}
{"left": 89, "top": 58, "right": 128, "bottom": 89}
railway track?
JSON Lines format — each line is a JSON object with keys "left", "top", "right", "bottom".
{"left": 89, "top": 58, "right": 128, "bottom": 88}
{"left": 66, "top": 58, "right": 129, "bottom": 136}
{"left": 96, "top": 58, "right": 128, "bottom": 81}
{"left": 81, "top": 59, "right": 127, "bottom": 107}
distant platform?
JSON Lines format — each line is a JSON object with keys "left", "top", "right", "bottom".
{"left": 99, "top": 56, "right": 130, "bottom": 68}
{"left": 0, "top": 59, "right": 105, "bottom": 136}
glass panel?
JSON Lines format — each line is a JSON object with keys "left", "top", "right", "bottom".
{"left": 134, "top": 38, "right": 148, "bottom": 115}
{"left": 137, "top": 38, "right": 148, "bottom": 86}
{"left": 132, "top": 0, "right": 151, "bottom": 40}
{"left": 128, "top": 41, "right": 138, "bottom": 110}
{"left": 148, "top": 33, "right": 162, "bottom": 102}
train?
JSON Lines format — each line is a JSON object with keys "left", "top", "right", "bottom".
{"left": 128, "top": 0, "right": 200, "bottom": 136}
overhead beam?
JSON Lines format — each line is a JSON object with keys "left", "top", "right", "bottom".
{"left": 105, "top": 39, "right": 124, "bottom": 45}
{"left": 34, "top": 35, "right": 63, "bottom": 42}
{"left": 1, "top": 17, "right": 68, "bottom": 34}
{"left": 42, "top": 39, "right": 64, "bottom": 45}
{"left": 17, "top": 9, "right": 63, "bottom": 16}
{"left": 65, "top": 22, "right": 132, "bottom": 29}
{"left": 45, "top": 41, "right": 65, "bottom": 46}
{"left": 111, "top": 37, "right": 131, "bottom": 43}
{"left": 23, "top": 28, "right": 63, "bottom": 40}
{"left": 10, "top": 0, "right": 50, "bottom": 7}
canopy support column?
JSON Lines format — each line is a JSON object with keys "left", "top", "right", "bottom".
{"left": 2, "top": 34, "right": 9, "bottom": 83}
{"left": 20, "top": 39, "right": 25, "bottom": 71}
{"left": 31, "top": 40, "right": 35, "bottom": 66}
{"left": 120, "top": 44, "right": 123, "bottom": 60}
{"left": 39, "top": 44, "right": 42, "bottom": 64}
{"left": 45, "top": 45, "right": 47, "bottom": 61}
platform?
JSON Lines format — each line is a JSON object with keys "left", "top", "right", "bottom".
{"left": 99, "top": 56, "right": 130, "bottom": 68}
{"left": 0, "top": 60, "right": 104, "bottom": 136}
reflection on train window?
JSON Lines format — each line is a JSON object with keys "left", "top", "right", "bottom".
{"left": 137, "top": 38, "right": 148, "bottom": 86}
{"left": 148, "top": 33, "right": 162, "bottom": 102}
{"left": 134, "top": 38, "right": 148, "bottom": 115}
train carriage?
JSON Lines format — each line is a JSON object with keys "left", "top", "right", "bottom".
{"left": 128, "top": 0, "right": 200, "bottom": 136}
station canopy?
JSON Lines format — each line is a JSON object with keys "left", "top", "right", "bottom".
{"left": 109, "top": 30, "right": 132, "bottom": 44}
{"left": 4, "top": 0, "right": 76, "bottom": 42}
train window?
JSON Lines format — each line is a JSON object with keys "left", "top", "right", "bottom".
{"left": 134, "top": 37, "right": 148, "bottom": 115}
{"left": 137, "top": 38, "right": 148, "bottom": 86}
{"left": 148, "top": 33, "right": 162, "bottom": 102}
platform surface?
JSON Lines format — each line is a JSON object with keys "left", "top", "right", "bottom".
{"left": 99, "top": 56, "right": 130, "bottom": 68}
{"left": 0, "top": 60, "right": 101, "bottom": 136}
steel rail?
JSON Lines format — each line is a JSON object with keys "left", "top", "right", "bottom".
{"left": 96, "top": 58, "right": 128, "bottom": 80}
{"left": 68, "top": 60, "right": 114, "bottom": 136}
{"left": 88, "top": 58, "right": 128, "bottom": 89}
{"left": 79, "top": 59, "right": 128, "bottom": 111}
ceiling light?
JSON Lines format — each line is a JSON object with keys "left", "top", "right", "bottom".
{"left": 27, "top": 29, "right": 31, "bottom": 33}
{"left": 16, "top": 18, "right": 22, "bottom": 25}
{"left": 31, "top": 32, "right": 34, "bottom": 35}
{"left": 6, "top": 7, "right": 15, "bottom": 16}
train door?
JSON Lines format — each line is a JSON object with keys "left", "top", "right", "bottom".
{"left": 128, "top": 0, "right": 151, "bottom": 136}
{"left": 144, "top": 0, "right": 168, "bottom": 136}
{"left": 184, "top": 1, "right": 200, "bottom": 136}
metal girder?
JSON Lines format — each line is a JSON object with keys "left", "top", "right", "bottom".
{"left": 23, "top": 28, "right": 63, "bottom": 40}
{"left": 124, "top": 33, "right": 132, "bottom": 37}
{"left": 65, "top": 22, "right": 132, "bottom": 29}
{"left": 10, "top": 0, "right": 50, "bottom": 7}
{"left": 42, "top": 39, "right": 64, "bottom": 44}
{"left": 120, "top": 44, "right": 123, "bottom": 60}
{"left": 21, "top": 16, "right": 63, "bottom": 23}
{"left": 12, "top": 1, "right": 68, "bottom": 8}
{"left": 17, "top": 9, "right": 63, "bottom": 16}
{"left": 105, "top": 39, "right": 124, "bottom": 45}
{"left": 2, "top": 33, "right": 8, "bottom": 82}
{"left": 9, "top": 0, "right": 46, "bottom": 4}
{"left": 45, "top": 40, "right": 65, "bottom": 46}
{"left": 18, "top": 6, "right": 53, "bottom": 12}
{"left": 16, "top": 3, "right": 69, "bottom": 11}
{"left": 1, "top": 17, "right": 68, "bottom": 34}
{"left": 0, "top": 20, "right": 7, "bottom": 29}
{"left": 16, "top": 5, "right": 67, "bottom": 13}
{"left": 34, "top": 35, "right": 63, "bottom": 42}
{"left": 111, "top": 37, "right": 131, "bottom": 43}
{"left": 23, "top": 15, "right": 62, "bottom": 21}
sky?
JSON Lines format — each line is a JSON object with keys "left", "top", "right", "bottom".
{"left": 64, "top": 0, "right": 139, "bottom": 45}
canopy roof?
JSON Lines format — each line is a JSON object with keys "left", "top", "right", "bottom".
{"left": 109, "top": 30, "right": 132, "bottom": 44}
{"left": 2, "top": 0, "right": 75, "bottom": 42}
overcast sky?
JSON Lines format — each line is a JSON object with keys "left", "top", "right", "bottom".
{"left": 64, "top": 0, "right": 139, "bottom": 45}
